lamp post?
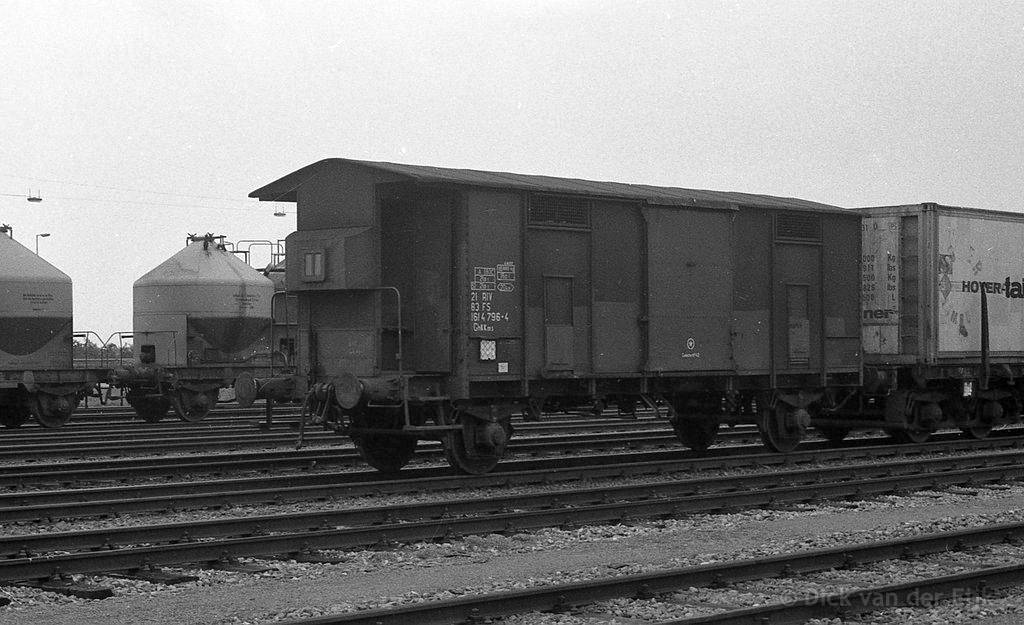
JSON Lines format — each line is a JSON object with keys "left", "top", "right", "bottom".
{"left": 35, "top": 232, "right": 50, "bottom": 254}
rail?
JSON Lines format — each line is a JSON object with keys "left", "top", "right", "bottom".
{"left": 269, "top": 521, "right": 1024, "bottom": 624}
{"left": 5, "top": 451, "right": 1024, "bottom": 588}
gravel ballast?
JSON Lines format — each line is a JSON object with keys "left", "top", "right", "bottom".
{"left": 6, "top": 483, "right": 1024, "bottom": 624}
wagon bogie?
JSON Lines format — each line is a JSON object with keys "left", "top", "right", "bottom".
{"left": 667, "top": 393, "right": 723, "bottom": 452}
{"left": 28, "top": 387, "right": 81, "bottom": 428}
{"left": 168, "top": 385, "right": 221, "bottom": 422}
{"left": 126, "top": 391, "right": 171, "bottom": 423}
{"left": 439, "top": 403, "right": 514, "bottom": 475}
{"left": 0, "top": 404, "right": 29, "bottom": 428}
{"left": 347, "top": 405, "right": 420, "bottom": 474}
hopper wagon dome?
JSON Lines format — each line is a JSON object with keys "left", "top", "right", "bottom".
{"left": 133, "top": 234, "right": 274, "bottom": 358}
{"left": 0, "top": 231, "right": 73, "bottom": 359}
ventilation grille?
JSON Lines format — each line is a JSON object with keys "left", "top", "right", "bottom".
{"left": 529, "top": 195, "right": 590, "bottom": 227}
{"left": 775, "top": 213, "right": 821, "bottom": 241}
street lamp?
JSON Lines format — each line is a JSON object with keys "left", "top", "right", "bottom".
{"left": 35, "top": 233, "right": 50, "bottom": 254}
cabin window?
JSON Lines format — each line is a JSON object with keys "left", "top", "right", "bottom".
{"left": 302, "top": 250, "right": 325, "bottom": 282}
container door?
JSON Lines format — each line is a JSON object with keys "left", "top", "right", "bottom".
{"left": 544, "top": 276, "right": 574, "bottom": 370}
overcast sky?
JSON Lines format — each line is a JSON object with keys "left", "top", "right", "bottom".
{"left": 2, "top": 0, "right": 1024, "bottom": 340}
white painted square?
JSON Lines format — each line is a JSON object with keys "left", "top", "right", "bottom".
{"left": 480, "top": 339, "right": 496, "bottom": 360}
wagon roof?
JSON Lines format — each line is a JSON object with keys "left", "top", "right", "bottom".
{"left": 856, "top": 203, "right": 1024, "bottom": 219}
{"left": 249, "top": 158, "right": 846, "bottom": 213}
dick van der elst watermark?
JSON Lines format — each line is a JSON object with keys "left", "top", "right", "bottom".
{"left": 794, "top": 585, "right": 1000, "bottom": 610}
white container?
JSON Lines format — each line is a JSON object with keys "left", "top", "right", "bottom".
{"left": 859, "top": 203, "right": 1024, "bottom": 364}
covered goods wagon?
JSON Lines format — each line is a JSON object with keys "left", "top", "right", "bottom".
{"left": 250, "top": 159, "right": 862, "bottom": 472}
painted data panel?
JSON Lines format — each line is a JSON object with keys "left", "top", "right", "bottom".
{"left": 861, "top": 216, "right": 901, "bottom": 354}
{"left": 466, "top": 190, "right": 522, "bottom": 339}
{"left": 937, "top": 214, "right": 1024, "bottom": 354}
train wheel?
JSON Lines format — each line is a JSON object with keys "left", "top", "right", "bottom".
{"left": 32, "top": 393, "right": 77, "bottom": 428}
{"left": 817, "top": 426, "right": 850, "bottom": 446}
{"left": 353, "top": 434, "right": 417, "bottom": 474}
{"left": 349, "top": 409, "right": 420, "bottom": 474}
{"left": 962, "top": 400, "right": 1001, "bottom": 440}
{"left": 130, "top": 396, "right": 171, "bottom": 423}
{"left": 525, "top": 397, "right": 544, "bottom": 422}
{"left": 962, "top": 424, "right": 992, "bottom": 439}
{"left": 884, "top": 394, "right": 934, "bottom": 444}
{"left": 757, "top": 403, "right": 806, "bottom": 453}
{"left": 443, "top": 409, "right": 513, "bottom": 475}
{"left": 672, "top": 415, "right": 719, "bottom": 452}
{"left": 0, "top": 407, "right": 29, "bottom": 428}
{"left": 899, "top": 427, "right": 932, "bottom": 444}
{"left": 171, "top": 389, "right": 218, "bottom": 422}
{"left": 900, "top": 402, "right": 939, "bottom": 443}
{"left": 890, "top": 421, "right": 932, "bottom": 444}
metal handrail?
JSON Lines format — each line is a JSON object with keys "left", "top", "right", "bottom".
{"left": 72, "top": 331, "right": 133, "bottom": 368}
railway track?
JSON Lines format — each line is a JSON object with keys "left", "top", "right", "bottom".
{"left": 0, "top": 428, "right": 691, "bottom": 464}
{"left": 0, "top": 411, "right": 690, "bottom": 460}
{"left": 4, "top": 444, "right": 1024, "bottom": 585}
{"left": 8, "top": 407, "right": 1024, "bottom": 617}
{"left": 268, "top": 521, "right": 1024, "bottom": 624}
{"left": 8, "top": 404, "right": 299, "bottom": 428}
{"left": 5, "top": 408, "right": 1022, "bottom": 465}
{"left": 6, "top": 434, "right": 1024, "bottom": 518}
{"left": 0, "top": 418, "right": 672, "bottom": 445}
{"left": 9, "top": 404, "right": 664, "bottom": 432}
{"left": 2, "top": 426, "right": 1023, "bottom": 489}
{"left": 11, "top": 405, "right": 1022, "bottom": 474}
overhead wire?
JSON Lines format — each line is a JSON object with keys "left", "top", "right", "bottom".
{"left": 0, "top": 172, "right": 249, "bottom": 204}
{"left": 44, "top": 194, "right": 259, "bottom": 212}
{"left": 0, "top": 169, "right": 304, "bottom": 214}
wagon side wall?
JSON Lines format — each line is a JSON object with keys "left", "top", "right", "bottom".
{"left": 820, "top": 210, "right": 863, "bottom": 374}
{"left": 732, "top": 207, "right": 861, "bottom": 384}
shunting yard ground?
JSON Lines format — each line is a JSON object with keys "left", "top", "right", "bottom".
{"left": 8, "top": 481, "right": 1024, "bottom": 624}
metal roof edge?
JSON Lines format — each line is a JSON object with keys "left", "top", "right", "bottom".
{"left": 248, "top": 159, "right": 336, "bottom": 201}
{"left": 856, "top": 203, "right": 1024, "bottom": 218}
{"left": 250, "top": 157, "right": 846, "bottom": 212}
